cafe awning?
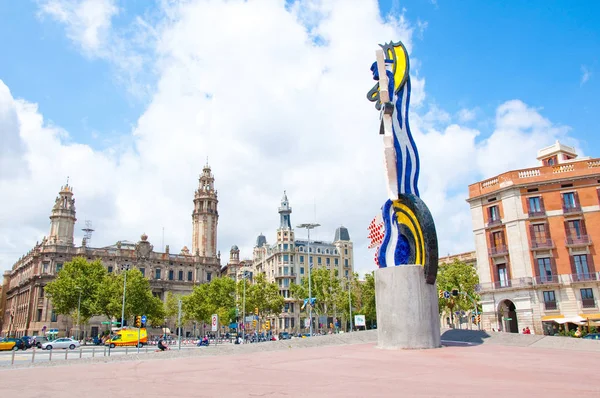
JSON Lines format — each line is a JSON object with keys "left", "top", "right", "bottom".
{"left": 579, "top": 313, "right": 600, "bottom": 321}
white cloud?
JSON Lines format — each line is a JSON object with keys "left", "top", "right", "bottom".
{"left": 457, "top": 107, "right": 476, "bottom": 123}
{"left": 38, "top": 0, "right": 119, "bottom": 55}
{"left": 581, "top": 65, "right": 591, "bottom": 86}
{"left": 0, "top": 0, "right": 581, "bottom": 278}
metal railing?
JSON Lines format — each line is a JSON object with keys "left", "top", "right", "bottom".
{"left": 488, "top": 245, "right": 508, "bottom": 256}
{"left": 544, "top": 301, "right": 558, "bottom": 311}
{"left": 534, "top": 275, "right": 560, "bottom": 285}
{"left": 569, "top": 273, "right": 598, "bottom": 283}
{"left": 475, "top": 277, "right": 534, "bottom": 292}
{"left": 563, "top": 205, "right": 582, "bottom": 214}
{"left": 582, "top": 298, "right": 596, "bottom": 309}
{"left": 565, "top": 235, "right": 591, "bottom": 246}
{"left": 486, "top": 219, "right": 502, "bottom": 228}
{"left": 528, "top": 210, "right": 546, "bottom": 218}
{"left": 530, "top": 238, "right": 554, "bottom": 249}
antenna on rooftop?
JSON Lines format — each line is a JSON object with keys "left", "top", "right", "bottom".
{"left": 82, "top": 220, "right": 94, "bottom": 246}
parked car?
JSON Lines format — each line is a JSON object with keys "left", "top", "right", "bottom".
{"left": 42, "top": 338, "right": 81, "bottom": 350}
{"left": 31, "top": 336, "right": 50, "bottom": 348}
{"left": 278, "top": 332, "right": 292, "bottom": 340}
{"left": 20, "top": 336, "right": 34, "bottom": 349}
{"left": 0, "top": 338, "right": 26, "bottom": 351}
{"left": 583, "top": 333, "right": 600, "bottom": 340}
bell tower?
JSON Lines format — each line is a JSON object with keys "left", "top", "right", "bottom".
{"left": 48, "top": 182, "right": 77, "bottom": 246}
{"left": 192, "top": 162, "right": 219, "bottom": 257}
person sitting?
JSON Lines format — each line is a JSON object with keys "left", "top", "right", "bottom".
{"left": 198, "top": 336, "right": 209, "bottom": 346}
{"left": 157, "top": 338, "right": 168, "bottom": 351}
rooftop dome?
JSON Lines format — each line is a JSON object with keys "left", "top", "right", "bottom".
{"left": 231, "top": 245, "right": 239, "bottom": 251}
{"left": 256, "top": 233, "right": 267, "bottom": 248}
{"left": 334, "top": 226, "right": 350, "bottom": 242}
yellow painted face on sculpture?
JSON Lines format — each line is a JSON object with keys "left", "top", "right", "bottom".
{"left": 386, "top": 43, "right": 409, "bottom": 94}
{"left": 366, "top": 41, "right": 410, "bottom": 108}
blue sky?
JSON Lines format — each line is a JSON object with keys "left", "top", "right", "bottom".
{"left": 1, "top": 0, "right": 598, "bottom": 152}
{"left": 1, "top": 0, "right": 599, "bottom": 274}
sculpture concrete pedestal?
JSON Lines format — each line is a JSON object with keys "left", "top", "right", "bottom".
{"left": 375, "top": 266, "right": 441, "bottom": 349}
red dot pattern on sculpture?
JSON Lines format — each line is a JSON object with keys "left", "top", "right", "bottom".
{"left": 367, "top": 216, "right": 385, "bottom": 249}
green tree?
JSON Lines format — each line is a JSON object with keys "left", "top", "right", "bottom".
{"left": 290, "top": 268, "right": 345, "bottom": 330}
{"left": 183, "top": 283, "right": 210, "bottom": 324}
{"left": 183, "top": 277, "right": 236, "bottom": 328}
{"left": 246, "top": 273, "right": 284, "bottom": 318}
{"left": 44, "top": 257, "right": 108, "bottom": 323}
{"left": 437, "top": 260, "right": 480, "bottom": 318}
{"left": 206, "top": 276, "right": 236, "bottom": 326}
{"left": 110, "top": 269, "right": 165, "bottom": 325}
{"left": 360, "top": 272, "right": 376, "bottom": 327}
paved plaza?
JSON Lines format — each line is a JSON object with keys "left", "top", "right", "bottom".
{"left": 3, "top": 338, "right": 599, "bottom": 397}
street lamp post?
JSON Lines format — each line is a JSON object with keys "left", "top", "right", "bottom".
{"left": 121, "top": 265, "right": 130, "bottom": 328}
{"left": 76, "top": 287, "right": 82, "bottom": 340}
{"left": 297, "top": 223, "right": 320, "bottom": 337}
{"left": 348, "top": 276, "right": 353, "bottom": 332}
{"left": 242, "top": 271, "right": 247, "bottom": 341}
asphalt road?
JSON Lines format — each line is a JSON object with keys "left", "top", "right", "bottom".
{"left": 0, "top": 343, "right": 219, "bottom": 366}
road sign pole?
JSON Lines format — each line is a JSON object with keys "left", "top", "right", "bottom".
{"left": 178, "top": 300, "right": 182, "bottom": 350}
{"left": 137, "top": 326, "right": 140, "bottom": 353}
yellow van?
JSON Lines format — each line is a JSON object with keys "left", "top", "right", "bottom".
{"left": 105, "top": 328, "right": 147, "bottom": 348}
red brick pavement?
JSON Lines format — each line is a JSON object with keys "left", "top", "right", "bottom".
{"left": 5, "top": 343, "right": 599, "bottom": 397}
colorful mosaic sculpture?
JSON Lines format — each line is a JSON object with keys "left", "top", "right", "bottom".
{"left": 366, "top": 41, "right": 439, "bottom": 285}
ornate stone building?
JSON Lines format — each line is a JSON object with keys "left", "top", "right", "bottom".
{"left": 1, "top": 165, "right": 221, "bottom": 338}
{"left": 249, "top": 192, "right": 354, "bottom": 333}
{"left": 468, "top": 142, "right": 600, "bottom": 334}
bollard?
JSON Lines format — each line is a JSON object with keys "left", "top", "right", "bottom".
{"left": 79, "top": 348, "right": 83, "bottom": 359}
{"left": 92, "top": 347, "right": 95, "bottom": 358}
{"left": 65, "top": 349, "right": 68, "bottom": 360}
{"left": 125, "top": 346, "right": 128, "bottom": 355}
{"left": 11, "top": 349, "right": 15, "bottom": 365}
{"left": 145, "top": 346, "right": 148, "bottom": 354}
{"left": 49, "top": 350, "right": 52, "bottom": 362}
{"left": 103, "top": 345, "right": 107, "bottom": 357}
{"left": 32, "top": 348, "right": 36, "bottom": 363}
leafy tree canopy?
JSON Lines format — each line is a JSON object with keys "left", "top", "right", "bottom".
{"left": 436, "top": 260, "right": 480, "bottom": 315}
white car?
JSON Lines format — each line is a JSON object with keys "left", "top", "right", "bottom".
{"left": 42, "top": 338, "right": 80, "bottom": 350}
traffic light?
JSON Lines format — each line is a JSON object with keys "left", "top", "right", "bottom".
{"left": 254, "top": 307, "right": 259, "bottom": 316}
{"left": 265, "top": 320, "right": 270, "bottom": 330}
{"left": 474, "top": 315, "right": 481, "bottom": 325}
{"left": 252, "top": 319, "right": 257, "bottom": 327}
{"left": 438, "top": 290, "right": 444, "bottom": 298}
{"left": 134, "top": 315, "right": 141, "bottom": 328}
{"left": 451, "top": 289, "right": 459, "bottom": 297}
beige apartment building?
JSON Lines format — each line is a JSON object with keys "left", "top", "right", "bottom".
{"left": 468, "top": 142, "right": 600, "bottom": 334}
{"left": 1, "top": 164, "right": 221, "bottom": 338}
{"left": 247, "top": 192, "right": 354, "bottom": 333}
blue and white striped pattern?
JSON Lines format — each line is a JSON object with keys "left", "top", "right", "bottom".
{"left": 391, "top": 77, "right": 420, "bottom": 197}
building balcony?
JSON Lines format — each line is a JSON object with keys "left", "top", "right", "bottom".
{"left": 563, "top": 204, "right": 583, "bottom": 215}
{"left": 544, "top": 301, "right": 558, "bottom": 311}
{"left": 528, "top": 210, "right": 547, "bottom": 219}
{"left": 486, "top": 219, "right": 503, "bottom": 229}
{"left": 275, "top": 272, "right": 296, "bottom": 279}
{"left": 534, "top": 275, "right": 560, "bottom": 285}
{"left": 565, "top": 235, "right": 592, "bottom": 247}
{"left": 582, "top": 298, "right": 596, "bottom": 309}
{"left": 475, "top": 277, "right": 534, "bottom": 292}
{"left": 569, "top": 273, "right": 598, "bottom": 283}
{"left": 530, "top": 238, "right": 554, "bottom": 250}
{"left": 488, "top": 245, "right": 508, "bottom": 257}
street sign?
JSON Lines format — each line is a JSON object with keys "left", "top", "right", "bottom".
{"left": 443, "top": 291, "right": 451, "bottom": 299}
{"left": 354, "top": 315, "right": 366, "bottom": 327}
{"left": 211, "top": 314, "right": 218, "bottom": 331}
{"left": 141, "top": 315, "right": 147, "bottom": 324}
